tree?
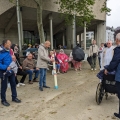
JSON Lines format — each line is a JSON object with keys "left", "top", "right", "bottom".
{"left": 55, "top": 0, "right": 111, "bottom": 26}
{"left": 34, "top": 0, "right": 45, "bottom": 43}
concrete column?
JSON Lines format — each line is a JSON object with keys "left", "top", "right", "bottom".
{"left": 63, "top": 33, "right": 65, "bottom": 46}
{"left": 72, "top": 15, "right": 76, "bottom": 48}
{"left": 97, "top": 22, "right": 106, "bottom": 47}
{"left": 84, "top": 22, "right": 86, "bottom": 50}
{"left": 66, "top": 25, "right": 72, "bottom": 49}
{"left": 49, "top": 14, "right": 53, "bottom": 49}
{"left": 20, "top": 7, "right": 23, "bottom": 45}
{"left": 79, "top": 33, "right": 81, "bottom": 47}
{"left": 16, "top": 0, "right": 22, "bottom": 52}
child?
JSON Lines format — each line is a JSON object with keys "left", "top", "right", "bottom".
{"left": 3, "top": 55, "right": 18, "bottom": 81}
{"left": 49, "top": 51, "right": 60, "bottom": 74}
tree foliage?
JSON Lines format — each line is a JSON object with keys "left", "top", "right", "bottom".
{"left": 55, "top": 0, "right": 111, "bottom": 26}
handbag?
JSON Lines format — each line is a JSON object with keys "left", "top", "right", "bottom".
{"left": 92, "top": 46, "right": 97, "bottom": 58}
{"left": 93, "top": 53, "right": 97, "bottom": 58}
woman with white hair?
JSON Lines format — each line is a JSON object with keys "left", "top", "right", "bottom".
{"left": 57, "top": 49, "right": 69, "bottom": 73}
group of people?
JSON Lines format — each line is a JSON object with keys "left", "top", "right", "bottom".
{"left": 90, "top": 33, "right": 120, "bottom": 119}
{"left": 88, "top": 39, "right": 115, "bottom": 71}
{"left": 0, "top": 39, "right": 83, "bottom": 107}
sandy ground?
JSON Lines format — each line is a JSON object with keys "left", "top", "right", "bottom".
{"left": 0, "top": 62, "right": 119, "bottom": 120}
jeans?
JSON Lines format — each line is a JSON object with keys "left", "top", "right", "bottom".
{"left": 1, "top": 72, "right": 17, "bottom": 102}
{"left": 98, "top": 57, "right": 101, "bottom": 68}
{"left": 26, "top": 69, "right": 39, "bottom": 81}
{"left": 39, "top": 68, "right": 47, "bottom": 87}
{"left": 56, "top": 64, "right": 60, "bottom": 69}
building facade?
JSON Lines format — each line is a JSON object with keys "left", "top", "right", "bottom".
{"left": 106, "top": 26, "right": 114, "bottom": 43}
{"left": 0, "top": 0, "right": 106, "bottom": 50}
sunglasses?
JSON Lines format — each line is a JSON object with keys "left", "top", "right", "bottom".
{"left": 107, "top": 43, "right": 111, "bottom": 44}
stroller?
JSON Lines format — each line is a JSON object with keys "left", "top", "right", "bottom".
{"left": 96, "top": 74, "right": 117, "bottom": 105}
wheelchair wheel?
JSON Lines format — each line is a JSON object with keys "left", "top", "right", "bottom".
{"left": 96, "top": 82, "right": 104, "bottom": 105}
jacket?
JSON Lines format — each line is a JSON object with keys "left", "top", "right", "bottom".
{"left": 106, "top": 46, "right": 120, "bottom": 82}
{"left": 89, "top": 44, "right": 98, "bottom": 57}
{"left": 22, "top": 58, "right": 36, "bottom": 70}
{"left": 0, "top": 46, "right": 12, "bottom": 77}
{"left": 9, "top": 61, "right": 18, "bottom": 74}
{"left": 36, "top": 43, "right": 50, "bottom": 68}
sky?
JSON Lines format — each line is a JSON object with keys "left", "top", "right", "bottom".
{"left": 106, "top": 0, "right": 120, "bottom": 28}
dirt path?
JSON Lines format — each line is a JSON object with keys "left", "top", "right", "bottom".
{"left": 0, "top": 63, "right": 119, "bottom": 120}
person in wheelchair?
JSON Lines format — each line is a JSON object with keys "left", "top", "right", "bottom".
{"left": 104, "top": 33, "right": 120, "bottom": 119}
{"left": 22, "top": 53, "right": 39, "bottom": 84}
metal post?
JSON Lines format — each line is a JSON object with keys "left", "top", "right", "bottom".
{"left": 52, "top": 54, "right": 58, "bottom": 89}
{"left": 84, "top": 22, "right": 86, "bottom": 50}
{"left": 16, "top": 0, "right": 22, "bottom": 52}
{"left": 49, "top": 14, "right": 53, "bottom": 49}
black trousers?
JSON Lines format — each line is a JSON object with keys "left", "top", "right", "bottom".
{"left": 1, "top": 72, "right": 17, "bottom": 102}
{"left": 115, "top": 81, "right": 120, "bottom": 114}
{"left": 15, "top": 69, "right": 27, "bottom": 84}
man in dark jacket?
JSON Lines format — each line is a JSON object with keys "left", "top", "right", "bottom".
{"left": 104, "top": 33, "right": 120, "bottom": 119}
{"left": 0, "top": 40, "right": 21, "bottom": 106}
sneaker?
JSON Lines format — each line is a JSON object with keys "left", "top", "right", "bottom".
{"left": 57, "top": 71, "right": 60, "bottom": 74}
{"left": 33, "top": 78, "right": 38, "bottom": 82}
{"left": 29, "top": 81, "right": 33, "bottom": 84}
{"left": 16, "top": 84, "right": 20, "bottom": 87}
{"left": 19, "top": 83, "right": 25, "bottom": 86}
{"left": 79, "top": 68, "right": 82, "bottom": 71}
{"left": 114, "top": 113, "right": 120, "bottom": 119}
{"left": 94, "top": 68, "right": 97, "bottom": 70}
{"left": 91, "top": 68, "right": 93, "bottom": 71}
{"left": 75, "top": 69, "right": 77, "bottom": 71}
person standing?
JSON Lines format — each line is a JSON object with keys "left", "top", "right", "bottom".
{"left": 98, "top": 43, "right": 104, "bottom": 68}
{"left": 101, "top": 41, "right": 114, "bottom": 70}
{"left": 36, "top": 41, "right": 54, "bottom": 91}
{"left": 89, "top": 40, "right": 99, "bottom": 70}
{"left": 0, "top": 40, "right": 21, "bottom": 106}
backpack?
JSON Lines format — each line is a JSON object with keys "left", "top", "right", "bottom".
{"left": 72, "top": 46, "right": 85, "bottom": 62}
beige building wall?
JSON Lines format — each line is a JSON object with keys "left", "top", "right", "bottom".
{"left": 0, "top": 28, "right": 18, "bottom": 44}
{"left": 20, "top": 0, "right": 106, "bottom": 20}
{"left": 0, "top": 0, "right": 14, "bottom": 15}
{"left": 0, "top": 0, "right": 106, "bottom": 20}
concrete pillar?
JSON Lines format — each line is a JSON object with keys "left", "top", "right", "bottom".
{"left": 66, "top": 25, "right": 72, "bottom": 49}
{"left": 72, "top": 15, "right": 76, "bottom": 48}
{"left": 63, "top": 33, "right": 65, "bottom": 46}
{"left": 79, "top": 33, "right": 81, "bottom": 47}
{"left": 16, "top": 0, "right": 22, "bottom": 52}
{"left": 49, "top": 14, "right": 53, "bottom": 49}
{"left": 96, "top": 22, "right": 106, "bottom": 47}
{"left": 94, "top": 28, "right": 97, "bottom": 42}
{"left": 84, "top": 22, "right": 86, "bottom": 50}
{"left": 20, "top": 7, "right": 23, "bottom": 45}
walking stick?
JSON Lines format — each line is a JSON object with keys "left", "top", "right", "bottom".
{"left": 52, "top": 54, "right": 58, "bottom": 89}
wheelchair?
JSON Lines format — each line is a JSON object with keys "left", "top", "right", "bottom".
{"left": 96, "top": 74, "right": 117, "bottom": 105}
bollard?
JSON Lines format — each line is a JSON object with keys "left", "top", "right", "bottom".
{"left": 52, "top": 54, "right": 58, "bottom": 89}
